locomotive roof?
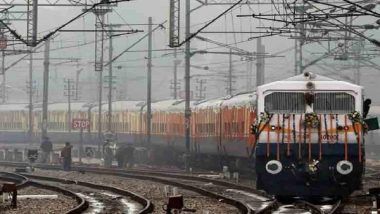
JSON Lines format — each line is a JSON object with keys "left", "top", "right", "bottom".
{"left": 284, "top": 74, "right": 334, "bottom": 81}
{"left": 0, "top": 103, "right": 28, "bottom": 111}
{"left": 258, "top": 73, "right": 362, "bottom": 93}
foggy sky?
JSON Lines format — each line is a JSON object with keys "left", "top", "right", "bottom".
{"left": 2, "top": 0, "right": 380, "bottom": 105}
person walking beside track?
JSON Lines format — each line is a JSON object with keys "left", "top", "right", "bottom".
{"left": 40, "top": 137, "right": 52, "bottom": 163}
{"left": 125, "top": 144, "right": 135, "bottom": 168}
{"left": 115, "top": 145, "right": 126, "bottom": 168}
{"left": 61, "top": 142, "right": 73, "bottom": 171}
{"left": 103, "top": 140, "right": 113, "bottom": 167}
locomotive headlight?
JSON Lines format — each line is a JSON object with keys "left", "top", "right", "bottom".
{"left": 304, "top": 72, "right": 316, "bottom": 79}
{"left": 265, "top": 160, "right": 283, "bottom": 175}
{"left": 336, "top": 160, "right": 353, "bottom": 175}
{"left": 306, "top": 81, "right": 315, "bottom": 90}
{"left": 270, "top": 125, "right": 281, "bottom": 131}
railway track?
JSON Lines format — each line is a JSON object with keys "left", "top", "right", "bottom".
{"left": 365, "top": 167, "right": 380, "bottom": 180}
{"left": 354, "top": 166, "right": 380, "bottom": 214}
{"left": 0, "top": 171, "right": 88, "bottom": 214}
{"left": 20, "top": 173, "right": 152, "bottom": 214}
{"left": 0, "top": 169, "right": 152, "bottom": 213}
{"left": 69, "top": 166, "right": 345, "bottom": 214}
{"left": 0, "top": 161, "right": 349, "bottom": 214}
{"left": 0, "top": 161, "right": 273, "bottom": 213}
{"left": 44, "top": 164, "right": 276, "bottom": 213}
{"left": 325, "top": 199, "right": 343, "bottom": 213}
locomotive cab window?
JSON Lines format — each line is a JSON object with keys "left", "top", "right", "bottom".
{"left": 264, "top": 92, "right": 305, "bottom": 113}
{"left": 314, "top": 92, "right": 355, "bottom": 114}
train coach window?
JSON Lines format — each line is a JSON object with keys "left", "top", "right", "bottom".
{"left": 264, "top": 92, "right": 305, "bottom": 113}
{"left": 314, "top": 93, "right": 355, "bottom": 113}
{"left": 123, "top": 123, "right": 129, "bottom": 132}
{"left": 152, "top": 123, "right": 157, "bottom": 133}
{"left": 209, "top": 123, "right": 215, "bottom": 133}
{"left": 160, "top": 124, "right": 166, "bottom": 133}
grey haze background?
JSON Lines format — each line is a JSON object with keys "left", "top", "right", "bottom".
{"left": 3, "top": 0, "right": 380, "bottom": 104}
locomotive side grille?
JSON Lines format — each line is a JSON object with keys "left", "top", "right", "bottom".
{"left": 314, "top": 92, "right": 355, "bottom": 114}
{"left": 264, "top": 92, "right": 305, "bottom": 113}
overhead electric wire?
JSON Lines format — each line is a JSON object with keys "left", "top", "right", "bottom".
{"left": 307, "top": 0, "right": 378, "bottom": 17}
{"left": 305, "top": 1, "right": 380, "bottom": 46}
{"left": 174, "top": 0, "right": 244, "bottom": 47}
{"left": 104, "top": 20, "right": 167, "bottom": 66}
{"left": 0, "top": 0, "right": 132, "bottom": 47}
{"left": 113, "top": 9, "right": 133, "bottom": 30}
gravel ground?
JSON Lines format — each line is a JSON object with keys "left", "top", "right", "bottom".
{"left": 365, "top": 159, "right": 380, "bottom": 168}
{"left": 340, "top": 197, "right": 373, "bottom": 214}
{"left": 345, "top": 160, "right": 380, "bottom": 214}
{"left": 362, "top": 159, "right": 380, "bottom": 191}
{"left": 0, "top": 185, "right": 77, "bottom": 214}
{"left": 35, "top": 169, "right": 239, "bottom": 213}
{"left": 49, "top": 182, "right": 138, "bottom": 214}
{"left": 12, "top": 167, "right": 240, "bottom": 214}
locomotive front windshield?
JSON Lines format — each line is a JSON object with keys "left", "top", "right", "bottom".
{"left": 264, "top": 92, "right": 355, "bottom": 114}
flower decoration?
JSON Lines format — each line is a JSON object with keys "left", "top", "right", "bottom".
{"left": 348, "top": 111, "right": 368, "bottom": 134}
{"left": 304, "top": 112, "right": 320, "bottom": 128}
{"left": 250, "top": 111, "right": 272, "bottom": 136}
{"left": 260, "top": 111, "right": 270, "bottom": 123}
{"left": 348, "top": 111, "right": 361, "bottom": 122}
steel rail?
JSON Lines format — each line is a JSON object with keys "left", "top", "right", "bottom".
{"left": 1, "top": 161, "right": 341, "bottom": 214}
{"left": 294, "top": 200, "right": 324, "bottom": 214}
{"left": 27, "top": 180, "right": 89, "bottom": 214}
{"left": 61, "top": 166, "right": 275, "bottom": 213}
{"left": 0, "top": 171, "right": 29, "bottom": 188}
{"left": 21, "top": 173, "right": 153, "bottom": 214}
{"left": 0, "top": 162, "right": 269, "bottom": 198}
{"left": 0, "top": 162, "right": 271, "bottom": 213}
{"left": 0, "top": 162, "right": 368, "bottom": 214}
{"left": 0, "top": 171, "right": 88, "bottom": 214}
{"left": 95, "top": 171, "right": 252, "bottom": 213}
{"left": 327, "top": 200, "right": 343, "bottom": 214}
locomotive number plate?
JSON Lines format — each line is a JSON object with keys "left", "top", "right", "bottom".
{"left": 320, "top": 134, "right": 338, "bottom": 141}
